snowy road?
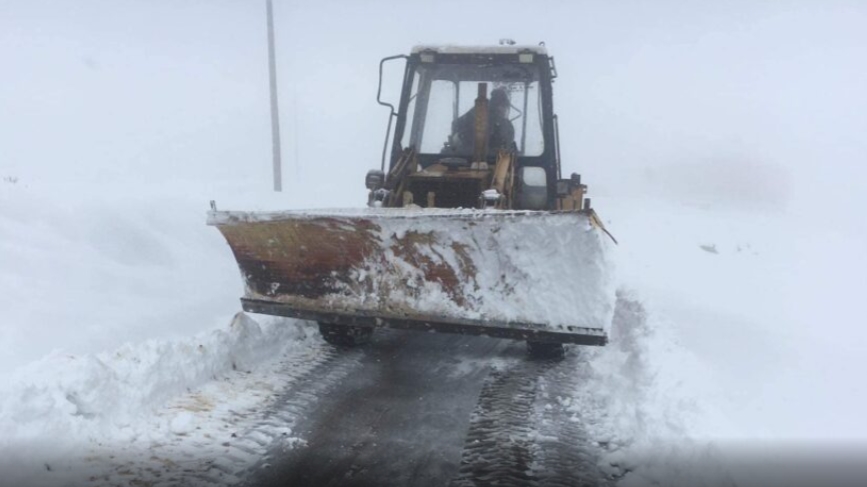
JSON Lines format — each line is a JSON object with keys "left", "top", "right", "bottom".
{"left": 248, "top": 330, "right": 611, "bottom": 487}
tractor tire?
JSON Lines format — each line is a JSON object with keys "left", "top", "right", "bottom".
{"left": 526, "top": 341, "right": 565, "bottom": 361}
{"left": 318, "top": 322, "right": 374, "bottom": 347}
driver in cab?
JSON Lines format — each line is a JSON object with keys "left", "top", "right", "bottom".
{"left": 447, "top": 87, "right": 515, "bottom": 155}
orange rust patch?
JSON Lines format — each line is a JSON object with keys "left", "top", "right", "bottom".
{"left": 389, "top": 231, "right": 478, "bottom": 307}
{"left": 218, "top": 217, "right": 382, "bottom": 299}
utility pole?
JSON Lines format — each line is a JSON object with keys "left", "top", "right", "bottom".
{"left": 266, "top": 0, "right": 282, "bottom": 191}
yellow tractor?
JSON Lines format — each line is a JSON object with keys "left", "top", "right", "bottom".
{"left": 209, "top": 45, "right": 616, "bottom": 358}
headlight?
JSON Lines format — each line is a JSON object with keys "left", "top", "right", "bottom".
{"left": 365, "top": 169, "right": 385, "bottom": 190}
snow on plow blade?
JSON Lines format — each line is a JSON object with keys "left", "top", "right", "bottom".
{"left": 208, "top": 208, "right": 615, "bottom": 345}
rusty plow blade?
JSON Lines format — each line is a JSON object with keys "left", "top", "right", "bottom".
{"left": 208, "top": 208, "right": 616, "bottom": 345}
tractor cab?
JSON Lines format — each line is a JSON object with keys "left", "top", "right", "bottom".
{"left": 372, "top": 45, "right": 584, "bottom": 212}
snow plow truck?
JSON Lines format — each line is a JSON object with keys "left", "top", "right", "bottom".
{"left": 208, "top": 44, "right": 616, "bottom": 357}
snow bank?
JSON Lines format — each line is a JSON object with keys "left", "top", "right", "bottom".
{"left": 571, "top": 290, "right": 735, "bottom": 486}
{"left": 0, "top": 182, "right": 243, "bottom": 373}
{"left": 575, "top": 196, "right": 867, "bottom": 486}
{"left": 0, "top": 312, "right": 317, "bottom": 486}
{"left": 0, "top": 180, "right": 326, "bottom": 485}
{"left": 602, "top": 196, "right": 867, "bottom": 442}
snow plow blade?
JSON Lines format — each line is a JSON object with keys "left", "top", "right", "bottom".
{"left": 208, "top": 208, "right": 615, "bottom": 345}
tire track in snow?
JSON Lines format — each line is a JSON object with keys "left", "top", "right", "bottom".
{"left": 450, "top": 355, "right": 611, "bottom": 487}
{"left": 449, "top": 360, "right": 555, "bottom": 487}
{"left": 531, "top": 353, "right": 613, "bottom": 487}
{"left": 191, "top": 344, "right": 365, "bottom": 486}
{"left": 92, "top": 340, "right": 363, "bottom": 487}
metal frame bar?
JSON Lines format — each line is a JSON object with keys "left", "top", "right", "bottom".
{"left": 241, "top": 298, "right": 608, "bottom": 346}
{"left": 376, "top": 55, "right": 408, "bottom": 171}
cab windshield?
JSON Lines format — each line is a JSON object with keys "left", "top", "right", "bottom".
{"left": 401, "top": 62, "right": 545, "bottom": 157}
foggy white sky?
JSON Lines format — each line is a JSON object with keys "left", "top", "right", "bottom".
{"left": 1, "top": 0, "right": 865, "bottom": 230}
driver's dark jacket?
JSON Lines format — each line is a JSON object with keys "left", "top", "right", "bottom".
{"left": 450, "top": 107, "right": 515, "bottom": 155}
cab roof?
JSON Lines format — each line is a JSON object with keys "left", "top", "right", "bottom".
{"left": 410, "top": 44, "right": 549, "bottom": 56}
